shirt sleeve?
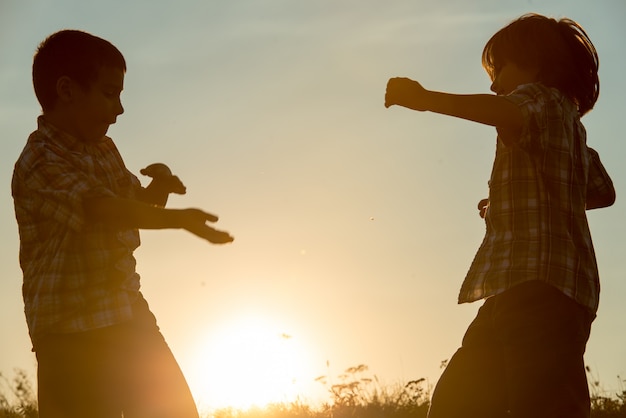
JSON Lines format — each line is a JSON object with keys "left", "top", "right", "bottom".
{"left": 586, "top": 147, "right": 616, "bottom": 209}
{"left": 502, "top": 83, "right": 549, "bottom": 153}
{"left": 16, "top": 144, "right": 115, "bottom": 232}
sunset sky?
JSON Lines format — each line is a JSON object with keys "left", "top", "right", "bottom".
{"left": 1, "top": 0, "right": 625, "bottom": 411}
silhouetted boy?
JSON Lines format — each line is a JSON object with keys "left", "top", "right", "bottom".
{"left": 385, "top": 13, "right": 615, "bottom": 418}
{"left": 12, "top": 29, "right": 233, "bottom": 418}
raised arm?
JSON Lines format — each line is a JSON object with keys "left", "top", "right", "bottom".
{"left": 84, "top": 197, "right": 234, "bottom": 244}
{"left": 384, "top": 77, "right": 523, "bottom": 143}
{"left": 137, "top": 163, "right": 187, "bottom": 207}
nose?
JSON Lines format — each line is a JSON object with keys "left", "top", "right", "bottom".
{"left": 116, "top": 98, "right": 124, "bottom": 116}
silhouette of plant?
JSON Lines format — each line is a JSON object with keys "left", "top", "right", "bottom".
{"left": 587, "top": 367, "right": 626, "bottom": 418}
{"left": 314, "top": 363, "right": 430, "bottom": 418}
{"left": 0, "top": 370, "right": 37, "bottom": 418}
{"left": 3, "top": 365, "right": 626, "bottom": 418}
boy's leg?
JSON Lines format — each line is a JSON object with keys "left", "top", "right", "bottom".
{"left": 494, "top": 281, "right": 593, "bottom": 418}
{"left": 120, "top": 297, "right": 199, "bottom": 418}
{"left": 427, "top": 281, "right": 592, "bottom": 418}
{"left": 427, "top": 298, "right": 509, "bottom": 418}
{"left": 36, "top": 296, "right": 199, "bottom": 418}
{"left": 37, "top": 328, "right": 129, "bottom": 418}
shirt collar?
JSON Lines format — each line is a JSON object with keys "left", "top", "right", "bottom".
{"left": 36, "top": 115, "right": 108, "bottom": 153}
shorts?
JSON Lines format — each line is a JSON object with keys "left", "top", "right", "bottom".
{"left": 427, "top": 280, "right": 594, "bottom": 418}
{"left": 36, "top": 296, "right": 199, "bottom": 418}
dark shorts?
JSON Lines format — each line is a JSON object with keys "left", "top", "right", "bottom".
{"left": 36, "top": 296, "right": 199, "bottom": 418}
{"left": 427, "top": 280, "right": 594, "bottom": 418}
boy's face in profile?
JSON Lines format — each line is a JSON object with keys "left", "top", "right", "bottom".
{"left": 63, "top": 66, "right": 125, "bottom": 142}
{"left": 489, "top": 62, "right": 538, "bottom": 96}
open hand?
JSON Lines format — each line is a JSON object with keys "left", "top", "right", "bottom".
{"left": 199, "top": 226, "right": 234, "bottom": 244}
{"left": 385, "top": 77, "right": 429, "bottom": 111}
{"left": 179, "top": 208, "right": 234, "bottom": 244}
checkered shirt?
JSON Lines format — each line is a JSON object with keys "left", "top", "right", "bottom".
{"left": 459, "top": 83, "right": 609, "bottom": 313}
{"left": 12, "top": 116, "right": 142, "bottom": 348}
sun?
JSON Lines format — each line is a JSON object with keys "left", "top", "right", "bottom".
{"left": 185, "top": 314, "right": 317, "bottom": 411}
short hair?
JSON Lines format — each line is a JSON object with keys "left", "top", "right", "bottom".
{"left": 482, "top": 13, "right": 599, "bottom": 116}
{"left": 32, "top": 30, "right": 127, "bottom": 112}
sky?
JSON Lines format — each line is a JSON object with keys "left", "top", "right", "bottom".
{"left": 1, "top": 0, "right": 625, "bottom": 412}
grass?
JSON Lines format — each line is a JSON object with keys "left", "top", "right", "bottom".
{"left": 211, "top": 364, "right": 430, "bottom": 418}
{"left": 0, "top": 370, "right": 37, "bottom": 418}
{"left": 1, "top": 364, "right": 625, "bottom": 418}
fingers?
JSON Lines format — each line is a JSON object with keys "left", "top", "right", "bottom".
{"left": 193, "top": 223, "right": 233, "bottom": 244}
{"left": 141, "top": 163, "right": 186, "bottom": 194}
{"left": 198, "top": 212, "right": 233, "bottom": 243}
{"left": 140, "top": 163, "right": 172, "bottom": 179}
{"left": 384, "top": 78, "right": 399, "bottom": 108}
{"left": 182, "top": 209, "right": 233, "bottom": 243}
{"left": 384, "top": 87, "right": 393, "bottom": 108}
{"left": 384, "top": 77, "right": 414, "bottom": 109}
{"left": 182, "top": 208, "right": 218, "bottom": 224}
{"left": 204, "top": 212, "right": 219, "bottom": 223}
{"left": 207, "top": 228, "right": 234, "bottom": 244}
{"left": 477, "top": 198, "right": 489, "bottom": 219}
{"left": 167, "top": 176, "right": 187, "bottom": 195}
{"left": 148, "top": 174, "right": 187, "bottom": 195}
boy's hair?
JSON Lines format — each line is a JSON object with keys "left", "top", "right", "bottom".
{"left": 482, "top": 13, "right": 599, "bottom": 116}
{"left": 33, "top": 30, "right": 126, "bottom": 112}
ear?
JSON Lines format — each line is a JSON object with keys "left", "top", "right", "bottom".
{"left": 55, "top": 76, "right": 75, "bottom": 104}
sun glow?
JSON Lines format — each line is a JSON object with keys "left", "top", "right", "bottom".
{"left": 185, "top": 315, "right": 317, "bottom": 411}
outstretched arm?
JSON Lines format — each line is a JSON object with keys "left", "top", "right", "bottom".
{"left": 385, "top": 77, "right": 523, "bottom": 144}
{"left": 84, "top": 197, "right": 234, "bottom": 244}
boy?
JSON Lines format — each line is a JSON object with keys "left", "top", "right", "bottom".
{"left": 384, "top": 13, "right": 615, "bottom": 418}
{"left": 12, "top": 29, "right": 233, "bottom": 418}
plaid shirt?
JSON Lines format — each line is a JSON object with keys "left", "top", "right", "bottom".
{"left": 12, "top": 116, "right": 142, "bottom": 348}
{"left": 460, "top": 83, "right": 612, "bottom": 313}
